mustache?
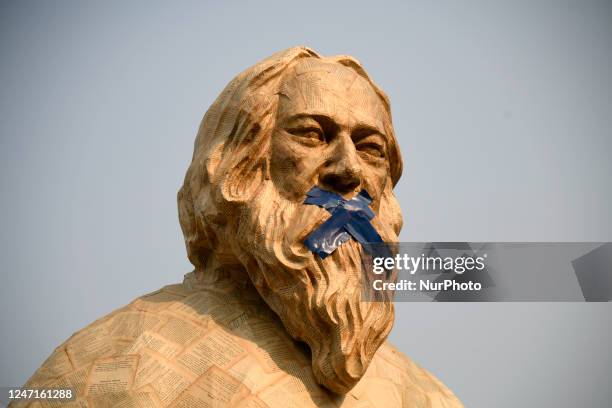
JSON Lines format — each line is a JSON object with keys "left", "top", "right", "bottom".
{"left": 302, "top": 186, "right": 383, "bottom": 260}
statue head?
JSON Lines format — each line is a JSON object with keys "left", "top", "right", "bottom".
{"left": 178, "top": 47, "right": 403, "bottom": 393}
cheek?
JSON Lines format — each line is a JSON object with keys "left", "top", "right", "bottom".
{"left": 270, "top": 132, "right": 325, "bottom": 199}
{"left": 360, "top": 162, "right": 390, "bottom": 211}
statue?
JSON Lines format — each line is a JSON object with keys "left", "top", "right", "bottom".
{"left": 18, "top": 47, "right": 463, "bottom": 408}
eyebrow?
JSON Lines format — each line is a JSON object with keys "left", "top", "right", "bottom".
{"left": 283, "top": 113, "right": 387, "bottom": 138}
{"left": 351, "top": 125, "right": 387, "bottom": 143}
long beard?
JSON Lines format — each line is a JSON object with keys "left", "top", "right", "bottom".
{"left": 228, "top": 182, "right": 396, "bottom": 394}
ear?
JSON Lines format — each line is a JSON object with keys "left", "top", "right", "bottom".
{"left": 218, "top": 107, "right": 273, "bottom": 203}
{"left": 220, "top": 153, "right": 268, "bottom": 203}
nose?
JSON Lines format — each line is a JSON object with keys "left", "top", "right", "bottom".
{"left": 319, "top": 134, "right": 362, "bottom": 195}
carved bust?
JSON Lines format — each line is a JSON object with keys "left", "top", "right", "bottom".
{"left": 20, "top": 47, "right": 463, "bottom": 407}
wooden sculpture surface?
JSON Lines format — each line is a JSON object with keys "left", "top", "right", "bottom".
{"left": 18, "top": 47, "right": 463, "bottom": 408}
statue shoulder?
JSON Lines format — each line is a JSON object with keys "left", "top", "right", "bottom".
{"left": 21, "top": 283, "right": 338, "bottom": 407}
{"left": 348, "top": 341, "right": 464, "bottom": 408}
{"left": 20, "top": 284, "right": 241, "bottom": 401}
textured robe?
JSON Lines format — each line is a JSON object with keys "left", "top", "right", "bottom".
{"left": 16, "top": 273, "right": 463, "bottom": 408}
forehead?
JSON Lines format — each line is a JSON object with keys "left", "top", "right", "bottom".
{"left": 277, "top": 59, "right": 387, "bottom": 128}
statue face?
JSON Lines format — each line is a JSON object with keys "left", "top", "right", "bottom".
{"left": 271, "top": 59, "right": 392, "bottom": 205}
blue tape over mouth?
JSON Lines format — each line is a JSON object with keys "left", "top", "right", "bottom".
{"left": 303, "top": 186, "right": 386, "bottom": 259}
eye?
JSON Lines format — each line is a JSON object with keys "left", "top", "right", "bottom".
{"left": 352, "top": 128, "right": 387, "bottom": 159}
{"left": 286, "top": 126, "right": 325, "bottom": 143}
{"left": 356, "top": 141, "right": 385, "bottom": 158}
